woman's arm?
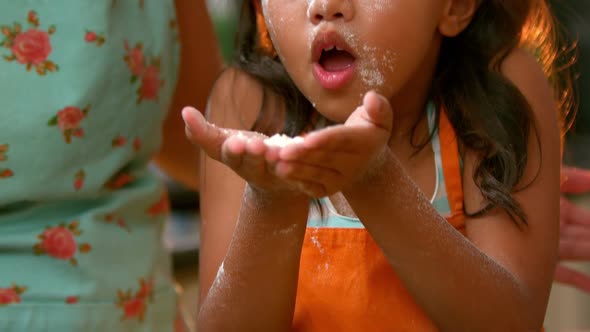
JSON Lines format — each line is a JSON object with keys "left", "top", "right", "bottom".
{"left": 342, "top": 49, "right": 560, "bottom": 331}
{"left": 153, "top": 0, "right": 222, "bottom": 190}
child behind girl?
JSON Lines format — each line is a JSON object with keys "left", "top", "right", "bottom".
{"left": 184, "top": 0, "right": 574, "bottom": 330}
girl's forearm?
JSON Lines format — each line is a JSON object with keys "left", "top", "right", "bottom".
{"left": 343, "top": 152, "right": 538, "bottom": 331}
{"left": 197, "top": 185, "right": 309, "bottom": 332}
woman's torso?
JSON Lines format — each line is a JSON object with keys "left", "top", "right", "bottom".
{"left": 0, "top": 1, "right": 180, "bottom": 330}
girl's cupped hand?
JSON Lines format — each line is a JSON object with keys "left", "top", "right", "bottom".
{"left": 276, "top": 91, "right": 394, "bottom": 198}
{"left": 182, "top": 91, "right": 393, "bottom": 198}
{"left": 182, "top": 107, "right": 297, "bottom": 195}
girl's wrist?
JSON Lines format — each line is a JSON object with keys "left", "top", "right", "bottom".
{"left": 246, "top": 183, "right": 307, "bottom": 201}
{"left": 244, "top": 183, "right": 310, "bottom": 214}
{"left": 354, "top": 146, "right": 396, "bottom": 187}
{"left": 343, "top": 147, "right": 404, "bottom": 200}
{"left": 241, "top": 184, "right": 310, "bottom": 232}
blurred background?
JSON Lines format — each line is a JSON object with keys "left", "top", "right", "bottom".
{"left": 162, "top": 2, "right": 238, "bottom": 330}
{"left": 165, "top": 1, "right": 590, "bottom": 331}
{"left": 546, "top": 2, "right": 590, "bottom": 331}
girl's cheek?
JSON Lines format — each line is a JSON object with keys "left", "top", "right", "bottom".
{"left": 262, "top": 2, "right": 281, "bottom": 40}
{"left": 263, "top": 3, "right": 298, "bottom": 55}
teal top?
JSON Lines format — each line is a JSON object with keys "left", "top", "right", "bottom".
{"left": 0, "top": 1, "right": 180, "bottom": 330}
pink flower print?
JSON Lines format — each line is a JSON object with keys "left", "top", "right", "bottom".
{"left": 1, "top": 11, "right": 58, "bottom": 75}
{"left": 0, "top": 144, "right": 13, "bottom": 179}
{"left": 57, "top": 107, "right": 85, "bottom": 131}
{"left": 147, "top": 192, "right": 170, "bottom": 216}
{"left": 48, "top": 105, "right": 90, "bottom": 143}
{"left": 0, "top": 285, "right": 26, "bottom": 306}
{"left": 117, "top": 220, "right": 130, "bottom": 231}
{"left": 105, "top": 172, "right": 134, "bottom": 190}
{"left": 138, "top": 64, "right": 163, "bottom": 103}
{"left": 0, "top": 169, "right": 13, "bottom": 178}
{"left": 116, "top": 278, "right": 154, "bottom": 321}
{"left": 112, "top": 135, "right": 127, "bottom": 148}
{"left": 133, "top": 138, "right": 142, "bottom": 152}
{"left": 84, "top": 31, "right": 96, "bottom": 42}
{"left": 11, "top": 29, "right": 51, "bottom": 65}
{"left": 0, "top": 289, "right": 19, "bottom": 305}
{"left": 0, "top": 144, "right": 8, "bottom": 162}
{"left": 136, "top": 278, "right": 154, "bottom": 300}
{"left": 103, "top": 214, "right": 131, "bottom": 232}
{"left": 124, "top": 41, "right": 145, "bottom": 77}
{"left": 39, "top": 227, "right": 76, "bottom": 259}
{"left": 123, "top": 298, "right": 146, "bottom": 320}
{"left": 74, "top": 169, "right": 85, "bottom": 191}
{"left": 85, "top": 30, "right": 105, "bottom": 47}
{"left": 123, "top": 41, "right": 164, "bottom": 104}
{"left": 33, "top": 221, "right": 91, "bottom": 266}
{"left": 79, "top": 243, "right": 91, "bottom": 253}
{"left": 65, "top": 296, "right": 79, "bottom": 304}
{"left": 27, "top": 11, "right": 39, "bottom": 26}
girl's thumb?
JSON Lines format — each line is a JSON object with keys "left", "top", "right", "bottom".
{"left": 363, "top": 91, "right": 393, "bottom": 133}
{"left": 182, "top": 106, "right": 226, "bottom": 161}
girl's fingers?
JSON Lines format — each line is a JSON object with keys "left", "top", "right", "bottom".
{"left": 561, "top": 166, "right": 590, "bottom": 194}
{"left": 222, "top": 136, "right": 294, "bottom": 192}
{"left": 558, "top": 239, "right": 590, "bottom": 261}
{"left": 221, "top": 135, "right": 246, "bottom": 170}
{"left": 279, "top": 147, "right": 354, "bottom": 172}
{"left": 183, "top": 107, "right": 233, "bottom": 161}
{"left": 275, "top": 160, "right": 342, "bottom": 186}
{"left": 560, "top": 224, "right": 590, "bottom": 242}
{"left": 354, "top": 91, "right": 394, "bottom": 132}
{"left": 301, "top": 126, "right": 379, "bottom": 152}
{"left": 222, "top": 136, "right": 271, "bottom": 179}
{"left": 280, "top": 128, "right": 383, "bottom": 164}
{"left": 554, "top": 264, "right": 590, "bottom": 294}
{"left": 242, "top": 139, "right": 270, "bottom": 178}
{"left": 561, "top": 196, "right": 590, "bottom": 226}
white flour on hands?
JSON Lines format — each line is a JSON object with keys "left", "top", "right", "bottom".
{"left": 264, "top": 134, "right": 305, "bottom": 147}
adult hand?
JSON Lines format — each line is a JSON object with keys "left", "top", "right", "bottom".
{"left": 555, "top": 166, "right": 590, "bottom": 293}
{"left": 276, "top": 91, "right": 394, "bottom": 198}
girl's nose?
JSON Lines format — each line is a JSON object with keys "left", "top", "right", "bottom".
{"left": 307, "top": 0, "right": 354, "bottom": 24}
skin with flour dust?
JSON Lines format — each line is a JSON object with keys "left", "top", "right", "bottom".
{"left": 264, "top": 134, "right": 305, "bottom": 147}
{"left": 262, "top": 0, "right": 398, "bottom": 118}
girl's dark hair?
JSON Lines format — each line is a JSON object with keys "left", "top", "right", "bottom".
{"left": 234, "top": 1, "right": 316, "bottom": 136}
{"left": 233, "top": 0, "right": 575, "bottom": 226}
{"left": 432, "top": 0, "right": 575, "bottom": 224}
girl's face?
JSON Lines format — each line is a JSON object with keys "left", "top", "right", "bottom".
{"left": 261, "top": 0, "right": 448, "bottom": 122}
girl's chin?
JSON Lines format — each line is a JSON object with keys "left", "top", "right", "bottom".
{"left": 314, "top": 108, "right": 354, "bottom": 124}
{"left": 312, "top": 98, "right": 362, "bottom": 122}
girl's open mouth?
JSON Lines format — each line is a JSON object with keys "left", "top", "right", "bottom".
{"left": 312, "top": 32, "right": 357, "bottom": 90}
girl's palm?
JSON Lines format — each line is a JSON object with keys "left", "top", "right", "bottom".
{"left": 276, "top": 91, "right": 394, "bottom": 197}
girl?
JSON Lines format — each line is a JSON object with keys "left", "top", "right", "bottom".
{"left": 184, "top": 0, "right": 573, "bottom": 330}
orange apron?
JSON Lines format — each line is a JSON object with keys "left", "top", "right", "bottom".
{"left": 292, "top": 112, "right": 465, "bottom": 331}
